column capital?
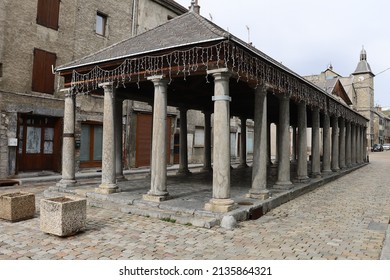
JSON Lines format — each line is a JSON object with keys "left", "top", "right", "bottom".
{"left": 276, "top": 92, "right": 291, "bottom": 100}
{"left": 255, "top": 84, "right": 268, "bottom": 96}
{"left": 98, "top": 82, "right": 114, "bottom": 88}
{"left": 178, "top": 106, "right": 189, "bottom": 112}
{"left": 339, "top": 117, "right": 345, "bottom": 126}
{"left": 147, "top": 75, "right": 168, "bottom": 85}
{"left": 60, "top": 88, "right": 74, "bottom": 98}
{"left": 207, "top": 68, "right": 232, "bottom": 81}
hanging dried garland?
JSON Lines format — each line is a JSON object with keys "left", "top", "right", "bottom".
{"left": 68, "top": 40, "right": 365, "bottom": 124}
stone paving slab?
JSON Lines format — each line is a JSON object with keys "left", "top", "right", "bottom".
{"left": 44, "top": 161, "right": 368, "bottom": 229}
{"left": 1, "top": 153, "right": 390, "bottom": 260}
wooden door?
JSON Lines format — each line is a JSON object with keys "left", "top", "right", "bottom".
{"left": 135, "top": 113, "right": 172, "bottom": 167}
{"left": 17, "top": 114, "right": 61, "bottom": 173}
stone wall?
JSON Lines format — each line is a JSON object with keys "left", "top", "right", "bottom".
{"left": 0, "top": 0, "right": 187, "bottom": 177}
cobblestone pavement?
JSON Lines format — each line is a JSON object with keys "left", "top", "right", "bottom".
{"left": 1, "top": 152, "right": 390, "bottom": 260}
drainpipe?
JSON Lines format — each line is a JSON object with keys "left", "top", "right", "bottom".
{"left": 124, "top": 0, "right": 138, "bottom": 169}
{"left": 131, "top": 0, "right": 138, "bottom": 37}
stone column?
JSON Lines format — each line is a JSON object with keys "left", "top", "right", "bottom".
{"left": 115, "top": 99, "right": 124, "bottom": 180}
{"left": 331, "top": 115, "right": 340, "bottom": 171}
{"left": 202, "top": 111, "right": 212, "bottom": 172}
{"left": 339, "top": 118, "right": 346, "bottom": 169}
{"left": 144, "top": 75, "right": 169, "bottom": 201}
{"left": 345, "top": 121, "right": 352, "bottom": 167}
{"left": 267, "top": 122, "right": 272, "bottom": 165}
{"left": 58, "top": 89, "right": 77, "bottom": 188}
{"left": 311, "top": 107, "right": 321, "bottom": 178}
{"left": 238, "top": 116, "right": 248, "bottom": 168}
{"left": 356, "top": 125, "right": 360, "bottom": 163}
{"left": 357, "top": 125, "right": 362, "bottom": 163}
{"left": 363, "top": 127, "right": 367, "bottom": 162}
{"left": 177, "top": 107, "right": 191, "bottom": 175}
{"left": 274, "top": 124, "right": 279, "bottom": 165}
{"left": 296, "top": 101, "right": 309, "bottom": 182}
{"left": 360, "top": 126, "right": 365, "bottom": 163}
{"left": 205, "top": 68, "right": 235, "bottom": 212}
{"left": 322, "top": 113, "right": 332, "bottom": 173}
{"left": 275, "top": 93, "right": 292, "bottom": 187}
{"left": 351, "top": 123, "right": 356, "bottom": 164}
{"left": 96, "top": 83, "right": 119, "bottom": 194}
{"left": 291, "top": 126, "right": 297, "bottom": 162}
{"left": 248, "top": 86, "right": 269, "bottom": 199}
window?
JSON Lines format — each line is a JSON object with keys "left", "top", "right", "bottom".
{"left": 26, "top": 127, "right": 42, "bottom": 154}
{"left": 247, "top": 131, "right": 254, "bottom": 154}
{"left": 230, "top": 132, "right": 237, "bottom": 156}
{"left": 96, "top": 12, "right": 107, "bottom": 36}
{"left": 194, "top": 127, "right": 205, "bottom": 147}
{"left": 36, "top": 0, "right": 60, "bottom": 30}
{"left": 80, "top": 123, "right": 103, "bottom": 167}
{"left": 18, "top": 115, "right": 57, "bottom": 155}
{"left": 32, "top": 48, "right": 56, "bottom": 94}
{"left": 0, "top": 63, "right": 3, "bottom": 77}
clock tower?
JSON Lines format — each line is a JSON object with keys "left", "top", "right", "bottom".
{"left": 351, "top": 47, "right": 375, "bottom": 145}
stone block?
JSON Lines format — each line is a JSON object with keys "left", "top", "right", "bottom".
{"left": 40, "top": 196, "right": 86, "bottom": 237}
{"left": 220, "top": 215, "right": 237, "bottom": 230}
{"left": 0, "top": 192, "right": 35, "bottom": 222}
{"left": 204, "top": 198, "right": 237, "bottom": 213}
{"left": 142, "top": 194, "right": 169, "bottom": 202}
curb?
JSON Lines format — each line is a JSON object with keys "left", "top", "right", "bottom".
{"left": 380, "top": 225, "right": 390, "bottom": 260}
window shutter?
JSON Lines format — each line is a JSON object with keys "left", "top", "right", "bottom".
{"left": 36, "top": 0, "right": 48, "bottom": 27}
{"left": 49, "top": 0, "right": 60, "bottom": 30}
{"left": 36, "top": 0, "right": 60, "bottom": 30}
{"left": 32, "top": 49, "right": 56, "bottom": 94}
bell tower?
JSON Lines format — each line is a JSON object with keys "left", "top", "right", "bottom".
{"left": 351, "top": 47, "right": 375, "bottom": 145}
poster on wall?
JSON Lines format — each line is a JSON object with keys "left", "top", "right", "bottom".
{"left": 26, "top": 127, "right": 41, "bottom": 154}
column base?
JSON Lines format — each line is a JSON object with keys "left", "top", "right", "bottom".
{"left": 143, "top": 193, "right": 170, "bottom": 202}
{"left": 200, "top": 166, "right": 213, "bottom": 173}
{"left": 116, "top": 175, "right": 127, "bottom": 182}
{"left": 95, "top": 183, "right": 120, "bottom": 194}
{"left": 237, "top": 163, "right": 249, "bottom": 169}
{"left": 56, "top": 179, "right": 77, "bottom": 188}
{"left": 322, "top": 169, "right": 332, "bottom": 174}
{"left": 204, "top": 198, "right": 236, "bottom": 213}
{"left": 176, "top": 168, "right": 192, "bottom": 176}
{"left": 246, "top": 189, "right": 270, "bottom": 200}
{"left": 295, "top": 175, "right": 310, "bottom": 183}
{"left": 310, "top": 172, "right": 322, "bottom": 179}
{"left": 274, "top": 180, "right": 293, "bottom": 189}
{"left": 332, "top": 168, "right": 340, "bottom": 172}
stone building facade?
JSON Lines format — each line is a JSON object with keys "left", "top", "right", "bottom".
{"left": 372, "top": 106, "right": 390, "bottom": 144}
{"left": 304, "top": 47, "right": 379, "bottom": 148}
{"left": 0, "top": 0, "right": 187, "bottom": 178}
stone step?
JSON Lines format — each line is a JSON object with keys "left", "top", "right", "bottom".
{"left": 44, "top": 187, "right": 220, "bottom": 228}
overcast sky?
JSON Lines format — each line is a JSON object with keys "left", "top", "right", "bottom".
{"left": 175, "top": 0, "right": 390, "bottom": 108}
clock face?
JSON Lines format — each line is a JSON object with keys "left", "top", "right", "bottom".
{"left": 358, "top": 76, "right": 365, "bottom": 81}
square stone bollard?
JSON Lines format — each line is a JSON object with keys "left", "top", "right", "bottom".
{"left": 40, "top": 196, "right": 86, "bottom": 237}
{"left": 0, "top": 192, "right": 35, "bottom": 222}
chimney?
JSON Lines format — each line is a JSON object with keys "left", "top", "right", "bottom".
{"left": 189, "top": 0, "right": 200, "bottom": 14}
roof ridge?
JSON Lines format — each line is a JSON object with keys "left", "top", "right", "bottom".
{"left": 189, "top": 11, "right": 230, "bottom": 39}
